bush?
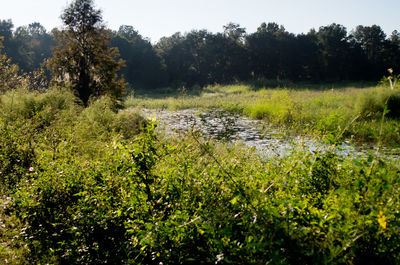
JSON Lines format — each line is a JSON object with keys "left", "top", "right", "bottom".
{"left": 8, "top": 129, "right": 400, "bottom": 264}
{"left": 1, "top": 86, "right": 399, "bottom": 264}
{"left": 72, "top": 96, "right": 146, "bottom": 158}
{"left": 12, "top": 124, "right": 159, "bottom": 264}
{"left": 355, "top": 86, "right": 400, "bottom": 120}
{"left": 0, "top": 87, "right": 79, "bottom": 122}
{"left": 0, "top": 122, "right": 34, "bottom": 192}
{"left": 113, "top": 109, "right": 146, "bottom": 139}
{"left": 0, "top": 89, "right": 145, "bottom": 191}
{"left": 386, "top": 93, "right": 400, "bottom": 119}
{"left": 244, "top": 89, "right": 295, "bottom": 123}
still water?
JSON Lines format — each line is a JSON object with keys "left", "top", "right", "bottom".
{"left": 140, "top": 108, "right": 399, "bottom": 160}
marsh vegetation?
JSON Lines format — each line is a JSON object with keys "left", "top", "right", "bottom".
{"left": 1, "top": 0, "right": 400, "bottom": 264}
{"left": 128, "top": 82, "right": 400, "bottom": 149}
{"left": 1, "top": 81, "right": 399, "bottom": 264}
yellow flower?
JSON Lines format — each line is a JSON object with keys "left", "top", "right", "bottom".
{"left": 388, "top": 68, "right": 393, "bottom": 74}
{"left": 378, "top": 210, "right": 387, "bottom": 229}
{"left": 150, "top": 114, "right": 157, "bottom": 123}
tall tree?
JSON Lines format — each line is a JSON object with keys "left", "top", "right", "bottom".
{"left": 352, "top": 25, "right": 386, "bottom": 61}
{"left": 111, "top": 25, "right": 166, "bottom": 89}
{"left": 223, "top": 22, "right": 246, "bottom": 43}
{"left": 246, "top": 22, "right": 284, "bottom": 79}
{"left": 14, "top": 22, "right": 55, "bottom": 72}
{"left": 221, "top": 23, "right": 249, "bottom": 82}
{"left": 351, "top": 25, "right": 387, "bottom": 78}
{"left": 316, "top": 24, "right": 351, "bottom": 80}
{"left": 47, "top": 0, "right": 126, "bottom": 106}
{"left": 0, "top": 20, "right": 21, "bottom": 65}
{"left": 0, "top": 37, "right": 20, "bottom": 92}
{"left": 155, "top": 32, "right": 191, "bottom": 86}
{"left": 293, "top": 32, "right": 320, "bottom": 80}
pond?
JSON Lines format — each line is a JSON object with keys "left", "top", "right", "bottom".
{"left": 139, "top": 108, "right": 399, "bottom": 160}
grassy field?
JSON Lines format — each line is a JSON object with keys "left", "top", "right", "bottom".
{"left": 0, "top": 86, "right": 399, "bottom": 264}
{"left": 126, "top": 82, "right": 400, "bottom": 148}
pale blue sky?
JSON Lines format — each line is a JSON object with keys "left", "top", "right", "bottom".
{"left": 1, "top": 0, "right": 399, "bottom": 42}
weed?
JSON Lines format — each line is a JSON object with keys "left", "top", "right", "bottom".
{"left": 0, "top": 85, "right": 399, "bottom": 264}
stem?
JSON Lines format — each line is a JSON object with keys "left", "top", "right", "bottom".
{"left": 369, "top": 96, "right": 390, "bottom": 176}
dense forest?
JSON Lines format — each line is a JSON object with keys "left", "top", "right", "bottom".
{"left": 1, "top": 18, "right": 400, "bottom": 90}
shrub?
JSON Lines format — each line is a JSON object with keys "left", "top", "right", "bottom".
{"left": 113, "top": 109, "right": 145, "bottom": 139}
{"left": 244, "top": 89, "right": 295, "bottom": 123}
{"left": 8, "top": 130, "right": 400, "bottom": 264}
{"left": 386, "top": 93, "right": 400, "bottom": 119}
{"left": 355, "top": 86, "right": 400, "bottom": 120}
{"left": 1, "top": 85, "right": 399, "bottom": 264}
{"left": 72, "top": 96, "right": 146, "bottom": 158}
{"left": 0, "top": 121, "right": 34, "bottom": 192}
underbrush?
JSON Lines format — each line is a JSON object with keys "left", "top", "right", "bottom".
{"left": 3, "top": 127, "right": 400, "bottom": 264}
{"left": 0, "top": 88, "right": 145, "bottom": 191}
{"left": 355, "top": 85, "right": 400, "bottom": 120}
{"left": 1, "top": 88, "right": 399, "bottom": 264}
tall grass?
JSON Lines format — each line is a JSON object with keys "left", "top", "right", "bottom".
{"left": 0, "top": 88, "right": 145, "bottom": 190}
{"left": 126, "top": 82, "right": 400, "bottom": 146}
{"left": 1, "top": 86, "right": 399, "bottom": 264}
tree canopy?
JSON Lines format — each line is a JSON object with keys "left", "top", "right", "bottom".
{"left": 47, "top": 0, "right": 126, "bottom": 105}
{"left": 1, "top": 13, "right": 400, "bottom": 90}
{"left": 0, "top": 36, "right": 20, "bottom": 92}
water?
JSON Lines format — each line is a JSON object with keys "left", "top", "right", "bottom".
{"left": 139, "top": 108, "right": 399, "bottom": 160}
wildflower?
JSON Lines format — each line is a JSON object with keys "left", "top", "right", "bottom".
{"left": 378, "top": 210, "right": 387, "bottom": 229}
{"left": 388, "top": 68, "right": 393, "bottom": 74}
{"left": 29, "top": 167, "right": 34, "bottom": 172}
{"left": 215, "top": 253, "right": 224, "bottom": 264}
{"left": 150, "top": 114, "right": 157, "bottom": 123}
{"left": 387, "top": 73, "right": 394, "bottom": 90}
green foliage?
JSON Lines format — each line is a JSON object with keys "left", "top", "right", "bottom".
{"left": 355, "top": 85, "right": 400, "bottom": 120}
{"left": 13, "top": 22, "right": 56, "bottom": 73}
{"left": 47, "top": 0, "right": 127, "bottom": 106}
{"left": 0, "top": 195, "right": 29, "bottom": 264}
{"left": 0, "top": 37, "right": 21, "bottom": 92}
{"left": 128, "top": 84, "right": 400, "bottom": 145}
{"left": 244, "top": 89, "right": 295, "bottom": 123}
{"left": 0, "top": 87, "right": 399, "bottom": 264}
{"left": 0, "top": 121, "right": 34, "bottom": 192}
{"left": 72, "top": 96, "right": 145, "bottom": 157}
{"left": 0, "top": 88, "right": 145, "bottom": 191}
{"left": 6, "top": 127, "right": 400, "bottom": 264}
{"left": 111, "top": 25, "right": 167, "bottom": 90}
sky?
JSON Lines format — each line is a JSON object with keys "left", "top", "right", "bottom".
{"left": 1, "top": 0, "right": 399, "bottom": 42}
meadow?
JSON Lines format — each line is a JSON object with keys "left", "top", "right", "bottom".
{"left": 0, "top": 83, "right": 399, "bottom": 264}
{"left": 126, "top": 81, "right": 400, "bottom": 149}
{"left": 2, "top": 0, "right": 399, "bottom": 263}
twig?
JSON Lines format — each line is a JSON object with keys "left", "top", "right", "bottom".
{"left": 177, "top": 216, "right": 201, "bottom": 228}
{"left": 263, "top": 182, "right": 275, "bottom": 193}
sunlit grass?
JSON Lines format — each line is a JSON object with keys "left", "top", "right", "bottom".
{"left": 1, "top": 86, "right": 399, "bottom": 263}
{"left": 125, "top": 84, "right": 400, "bottom": 145}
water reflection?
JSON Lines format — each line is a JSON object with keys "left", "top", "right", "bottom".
{"left": 140, "top": 109, "right": 399, "bottom": 160}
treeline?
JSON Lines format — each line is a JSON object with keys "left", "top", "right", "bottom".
{"left": 1, "top": 19, "right": 400, "bottom": 89}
